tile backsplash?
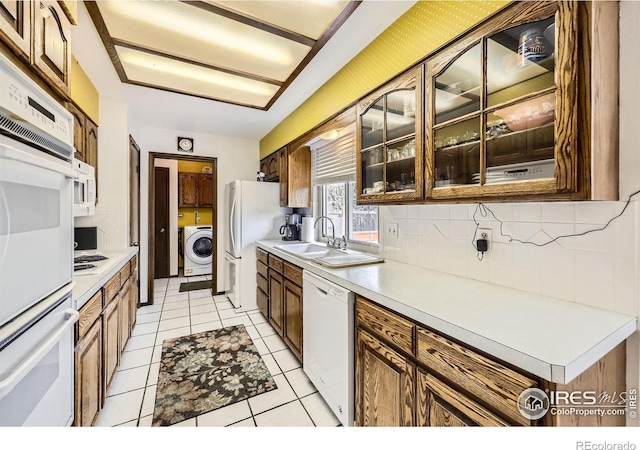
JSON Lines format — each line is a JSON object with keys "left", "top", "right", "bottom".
{"left": 380, "top": 201, "right": 639, "bottom": 317}
{"left": 74, "top": 193, "right": 128, "bottom": 250}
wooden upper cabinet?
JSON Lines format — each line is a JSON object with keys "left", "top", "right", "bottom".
{"left": 281, "top": 145, "right": 311, "bottom": 208}
{"left": 424, "top": 1, "right": 617, "bottom": 202}
{"left": 32, "top": 0, "right": 71, "bottom": 98}
{"left": 357, "top": 66, "right": 424, "bottom": 203}
{"left": 278, "top": 146, "right": 288, "bottom": 206}
{"left": 178, "top": 172, "right": 198, "bottom": 208}
{"left": 178, "top": 172, "right": 213, "bottom": 208}
{"left": 198, "top": 173, "right": 213, "bottom": 208}
{"left": 0, "top": 0, "right": 32, "bottom": 62}
{"left": 68, "top": 102, "right": 86, "bottom": 162}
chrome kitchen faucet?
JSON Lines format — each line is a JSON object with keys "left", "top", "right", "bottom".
{"left": 314, "top": 216, "right": 347, "bottom": 250}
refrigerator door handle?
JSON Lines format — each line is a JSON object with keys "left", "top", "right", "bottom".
{"left": 229, "top": 195, "right": 237, "bottom": 255}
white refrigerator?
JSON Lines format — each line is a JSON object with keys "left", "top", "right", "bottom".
{"left": 224, "top": 180, "right": 289, "bottom": 310}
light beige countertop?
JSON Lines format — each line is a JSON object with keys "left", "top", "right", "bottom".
{"left": 73, "top": 247, "right": 139, "bottom": 311}
{"left": 257, "top": 240, "right": 637, "bottom": 384}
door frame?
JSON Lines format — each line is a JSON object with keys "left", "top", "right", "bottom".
{"left": 148, "top": 152, "right": 218, "bottom": 304}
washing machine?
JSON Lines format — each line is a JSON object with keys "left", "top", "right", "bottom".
{"left": 183, "top": 225, "right": 213, "bottom": 276}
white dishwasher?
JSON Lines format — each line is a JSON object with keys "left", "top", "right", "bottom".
{"left": 303, "top": 271, "right": 354, "bottom": 427}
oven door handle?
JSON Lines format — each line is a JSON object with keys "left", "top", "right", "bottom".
{"left": 0, "top": 309, "right": 79, "bottom": 400}
{"left": 0, "top": 145, "right": 76, "bottom": 178}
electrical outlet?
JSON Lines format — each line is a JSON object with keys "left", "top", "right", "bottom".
{"left": 387, "top": 223, "right": 398, "bottom": 238}
{"left": 478, "top": 228, "right": 492, "bottom": 249}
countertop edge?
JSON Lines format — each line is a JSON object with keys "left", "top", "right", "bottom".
{"left": 73, "top": 247, "right": 139, "bottom": 310}
{"left": 257, "top": 240, "right": 637, "bottom": 384}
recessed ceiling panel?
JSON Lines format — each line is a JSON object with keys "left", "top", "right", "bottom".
{"left": 117, "top": 46, "right": 279, "bottom": 108}
{"left": 211, "top": 1, "right": 351, "bottom": 40}
{"left": 98, "top": 1, "right": 309, "bottom": 82}
{"left": 86, "top": 0, "right": 361, "bottom": 110}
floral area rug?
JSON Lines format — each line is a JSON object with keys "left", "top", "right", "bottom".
{"left": 152, "top": 324, "right": 276, "bottom": 426}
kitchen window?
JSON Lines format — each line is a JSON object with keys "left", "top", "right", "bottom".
{"left": 312, "top": 123, "right": 378, "bottom": 245}
{"left": 319, "top": 181, "right": 378, "bottom": 244}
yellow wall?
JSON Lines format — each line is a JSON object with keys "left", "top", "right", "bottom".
{"left": 259, "top": 0, "right": 509, "bottom": 158}
{"left": 177, "top": 161, "right": 213, "bottom": 229}
{"left": 70, "top": 56, "right": 100, "bottom": 124}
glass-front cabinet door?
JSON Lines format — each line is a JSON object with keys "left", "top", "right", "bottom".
{"left": 425, "top": 1, "right": 577, "bottom": 200}
{"left": 357, "top": 66, "right": 423, "bottom": 203}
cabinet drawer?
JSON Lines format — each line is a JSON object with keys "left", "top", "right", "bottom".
{"left": 268, "top": 255, "right": 283, "bottom": 273}
{"left": 256, "top": 247, "right": 269, "bottom": 265}
{"left": 419, "top": 370, "right": 509, "bottom": 427}
{"left": 118, "top": 262, "right": 131, "bottom": 285}
{"left": 103, "top": 273, "right": 120, "bottom": 304}
{"left": 416, "top": 326, "right": 537, "bottom": 426}
{"left": 130, "top": 254, "right": 137, "bottom": 272}
{"left": 355, "top": 297, "right": 413, "bottom": 355}
{"left": 283, "top": 261, "right": 303, "bottom": 287}
{"left": 257, "top": 273, "right": 269, "bottom": 294}
{"left": 257, "top": 260, "right": 269, "bottom": 279}
{"left": 77, "top": 290, "right": 103, "bottom": 340}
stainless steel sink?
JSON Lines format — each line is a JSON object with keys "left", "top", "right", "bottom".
{"left": 274, "top": 243, "right": 384, "bottom": 268}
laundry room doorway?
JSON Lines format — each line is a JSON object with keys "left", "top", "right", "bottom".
{"left": 148, "top": 152, "right": 217, "bottom": 304}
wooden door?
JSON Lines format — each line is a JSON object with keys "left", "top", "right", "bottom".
{"left": 67, "top": 103, "right": 86, "bottom": 162}
{"left": 417, "top": 369, "right": 509, "bottom": 427}
{"left": 198, "top": 173, "right": 213, "bottom": 207}
{"left": 86, "top": 119, "right": 98, "bottom": 200}
{"left": 178, "top": 172, "right": 198, "bottom": 207}
{"left": 0, "top": 0, "right": 31, "bottom": 62}
{"left": 278, "top": 147, "right": 288, "bottom": 206}
{"left": 119, "top": 280, "right": 131, "bottom": 354}
{"left": 74, "top": 319, "right": 102, "bottom": 427}
{"left": 129, "top": 136, "right": 140, "bottom": 247}
{"left": 268, "top": 270, "right": 284, "bottom": 336}
{"left": 32, "top": 0, "right": 71, "bottom": 98}
{"left": 283, "top": 279, "right": 303, "bottom": 361}
{"left": 102, "top": 297, "right": 119, "bottom": 401}
{"left": 355, "top": 327, "right": 414, "bottom": 426}
{"left": 154, "top": 167, "right": 170, "bottom": 279}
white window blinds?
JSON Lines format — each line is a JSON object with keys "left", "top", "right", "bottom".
{"left": 312, "top": 123, "right": 356, "bottom": 185}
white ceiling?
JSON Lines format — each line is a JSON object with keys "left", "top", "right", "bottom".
{"left": 120, "top": 1, "right": 418, "bottom": 141}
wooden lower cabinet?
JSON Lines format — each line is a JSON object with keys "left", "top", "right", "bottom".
{"left": 355, "top": 296, "right": 627, "bottom": 428}
{"left": 417, "top": 369, "right": 508, "bottom": 427}
{"left": 102, "top": 296, "right": 120, "bottom": 402}
{"left": 73, "top": 319, "right": 102, "bottom": 427}
{"left": 118, "top": 280, "right": 131, "bottom": 355}
{"left": 355, "top": 296, "right": 526, "bottom": 427}
{"left": 129, "top": 270, "right": 138, "bottom": 336}
{"left": 74, "top": 253, "right": 139, "bottom": 426}
{"left": 355, "top": 327, "right": 415, "bottom": 427}
{"left": 268, "top": 269, "right": 284, "bottom": 336}
{"left": 283, "top": 279, "right": 303, "bottom": 360}
{"left": 258, "top": 248, "right": 304, "bottom": 361}
{"left": 256, "top": 282, "right": 269, "bottom": 319}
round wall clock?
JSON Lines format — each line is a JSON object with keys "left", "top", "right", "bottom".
{"left": 177, "top": 137, "right": 194, "bottom": 152}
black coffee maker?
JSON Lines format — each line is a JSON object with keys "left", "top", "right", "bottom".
{"left": 279, "top": 214, "right": 301, "bottom": 241}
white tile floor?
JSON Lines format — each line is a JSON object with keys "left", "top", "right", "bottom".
{"left": 96, "top": 274, "right": 341, "bottom": 427}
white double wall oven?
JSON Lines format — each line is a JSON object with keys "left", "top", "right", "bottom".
{"left": 0, "top": 53, "right": 78, "bottom": 426}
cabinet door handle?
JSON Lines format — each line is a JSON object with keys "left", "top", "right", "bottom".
{"left": 160, "top": 228, "right": 165, "bottom": 233}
